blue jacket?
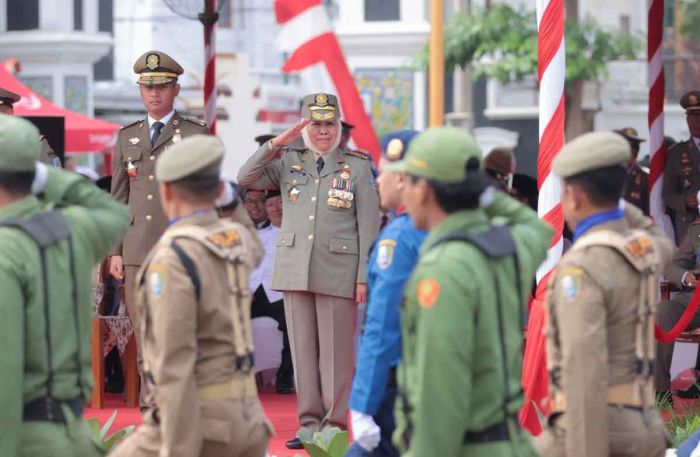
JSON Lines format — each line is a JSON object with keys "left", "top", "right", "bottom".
{"left": 349, "top": 213, "right": 427, "bottom": 415}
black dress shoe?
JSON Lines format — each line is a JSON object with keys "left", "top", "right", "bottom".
{"left": 276, "top": 382, "right": 296, "bottom": 395}
{"left": 286, "top": 437, "right": 304, "bottom": 449}
{"left": 676, "top": 383, "right": 700, "bottom": 399}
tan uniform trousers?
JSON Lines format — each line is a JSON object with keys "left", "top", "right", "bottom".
{"left": 284, "top": 291, "right": 356, "bottom": 432}
{"left": 535, "top": 407, "right": 667, "bottom": 457}
{"left": 124, "top": 264, "right": 150, "bottom": 407}
{"left": 110, "top": 396, "right": 271, "bottom": 457}
{"left": 655, "top": 291, "right": 700, "bottom": 392}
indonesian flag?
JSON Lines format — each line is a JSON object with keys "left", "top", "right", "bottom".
{"left": 274, "top": 0, "right": 381, "bottom": 158}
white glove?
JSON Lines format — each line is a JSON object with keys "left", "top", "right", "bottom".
{"left": 31, "top": 162, "right": 49, "bottom": 194}
{"left": 350, "top": 409, "right": 381, "bottom": 452}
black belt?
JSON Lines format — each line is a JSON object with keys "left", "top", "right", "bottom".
{"left": 463, "top": 420, "right": 516, "bottom": 444}
{"left": 23, "top": 397, "right": 84, "bottom": 423}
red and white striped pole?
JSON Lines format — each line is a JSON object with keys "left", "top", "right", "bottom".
{"left": 648, "top": 0, "right": 672, "bottom": 239}
{"left": 202, "top": 0, "right": 217, "bottom": 134}
{"left": 520, "top": 0, "right": 565, "bottom": 435}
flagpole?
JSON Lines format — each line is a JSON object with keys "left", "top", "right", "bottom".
{"left": 429, "top": 0, "right": 444, "bottom": 127}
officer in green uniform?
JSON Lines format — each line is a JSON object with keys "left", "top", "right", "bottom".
{"left": 0, "top": 115, "right": 128, "bottom": 456}
{"left": 386, "top": 127, "right": 552, "bottom": 457}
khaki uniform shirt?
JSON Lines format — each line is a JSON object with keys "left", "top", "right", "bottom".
{"left": 545, "top": 205, "right": 673, "bottom": 457}
{"left": 237, "top": 143, "right": 380, "bottom": 299}
{"left": 668, "top": 220, "right": 700, "bottom": 288}
{"left": 624, "top": 163, "right": 649, "bottom": 216}
{"left": 110, "top": 112, "right": 209, "bottom": 266}
{"left": 662, "top": 139, "right": 700, "bottom": 241}
{"left": 135, "top": 211, "right": 263, "bottom": 456}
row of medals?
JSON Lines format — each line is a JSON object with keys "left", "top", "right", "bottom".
{"left": 126, "top": 125, "right": 183, "bottom": 178}
{"left": 328, "top": 164, "right": 354, "bottom": 209}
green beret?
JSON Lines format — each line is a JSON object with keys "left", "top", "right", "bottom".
{"left": 155, "top": 134, "right": 224, "bottom": 183}
{"left": 384, "top": 127, "right": 482, "bottom": 183}
{"left": 553, "top": 131, "right": 631, "bottom": 179}
{"left": 301, "top": 93, "right": 340, "bottom": 121}
{"left": 0, "top": 114, "right": 40, "bottom": 172}
{"left": 133, "top": 50, "right": 184, "bottom": 86}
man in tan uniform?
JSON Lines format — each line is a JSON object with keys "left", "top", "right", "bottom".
{"left": 655, "top": 195, "right": 700, "bottom": 398}
{"left": 238, "top": 93, "right": 380, "bottom": 449}
{"left": 0, "top": 87, "right": 60, "bottom": 167}
{"left": 109, "top": 50, "right": 209, "bottom": 312}
{"left": 615, "top": 127, "right": 649, "bottom": 215}
{"left": 111, "top": 135, "right": 271, "bottom": 457}
{"left": 536, "top": 132, "right": 673, "bottom": 457}
{"left": 663, "top": 90, "right": 700, "bottom": 243}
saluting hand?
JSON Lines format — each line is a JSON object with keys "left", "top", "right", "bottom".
{"left": 271, "top": 118, "right": 310, "bottom": 149}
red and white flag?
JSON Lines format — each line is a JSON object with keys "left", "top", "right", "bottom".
{"left": 274, "top": 0, "right": 381, "bottom": 157}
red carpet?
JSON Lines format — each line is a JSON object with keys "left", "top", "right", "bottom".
{"left": 84, "top": 389, "right": 306, "bottom": 457}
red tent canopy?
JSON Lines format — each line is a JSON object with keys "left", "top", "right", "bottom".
{"left": 0, "top": 63, "right": 118, "bottom": 153}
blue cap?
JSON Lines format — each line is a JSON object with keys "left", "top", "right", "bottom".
{"left": 380, "top": 130, "right": 419, "bottom": 162}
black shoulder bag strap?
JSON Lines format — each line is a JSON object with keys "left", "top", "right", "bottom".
{"left": 430, "top": 225, "right": 523, "bottom": 447}
{"left": 0, "top": 210, "right": 83, "bottom": 400}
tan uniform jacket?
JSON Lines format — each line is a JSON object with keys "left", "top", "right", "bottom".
{"left": 237, "top": 143, "right": 380, "bottom": 299}
{"left": 667, "top": 221, "right": 700, "bottom": 288}
{"left": 110, "top": 112, "right": 209, "bottom": 265}
{"left": 663, "top": 139, "right": 700, "bottom": 241}
{"left": 545, "top": 205, "right": 673, "bottom": 457}
{"left": 134, "top": 211, "right": 264, "bottom": 456}
{"left": 624, "top": 163, "right": 649, "bottom": 216}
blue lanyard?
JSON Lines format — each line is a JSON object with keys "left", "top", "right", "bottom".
{"left": 573, "top": 208, "right": 624, "bottom": 242}
{"left": 168, "top": 208, "right": 214, "bottom": 226}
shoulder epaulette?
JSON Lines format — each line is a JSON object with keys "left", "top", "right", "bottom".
{"left": 120, "top": 119, "right": 141, "bottom": 130}
{"left": 182, "top": 116, "right": 207, "bottom": 127}
{"left": 345, "top": 149, "right": 370, "bottom": 160}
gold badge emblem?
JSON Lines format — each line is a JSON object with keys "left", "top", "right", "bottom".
{"left": 128, "top": 137, "right": 140, "bottom": 145}
{"left": 386, "top": 138, "right": 404, "bottom": 160}
{"left": 146, "top": 53, "right": 160, "bottom": 70}
{"left": 315, "top": 93, "right": 329, "bottom": 106}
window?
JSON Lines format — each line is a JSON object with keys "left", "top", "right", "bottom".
{"left": 94, "top": 0, "right": 114, "bottom": 81}
{"left": 219, "top": 0, "right": 233, "bottom": 28}
{"left": 619, "top": 15, "right": 630, "bottom": 35}
{"left": 74, "top": 0, "right": 83, "bottom": 31}
{"left": 65, "top": 76, "right": 88, "bottom": 114}
{"left": 364, "top": 0, "right": 400, "bottom": 22}
{"left": 98, "top": 0, "right": 113, "bottom": 32}
{"left": 7, "top": 0, "right": 39, "bottom": 31}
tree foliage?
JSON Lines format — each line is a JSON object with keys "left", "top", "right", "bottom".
{"left": 417, "top": 4, "right": 642, "bottom": 88}
{"left": 680, "top": 0, "right": 700, "bottom": 44}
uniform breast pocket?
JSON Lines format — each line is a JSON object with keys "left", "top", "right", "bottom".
{"left": 124, "top": 147, "right": 143, "bottom": 179}
{"left": 282, "top": 174, "right": 309, "bottom": 203}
